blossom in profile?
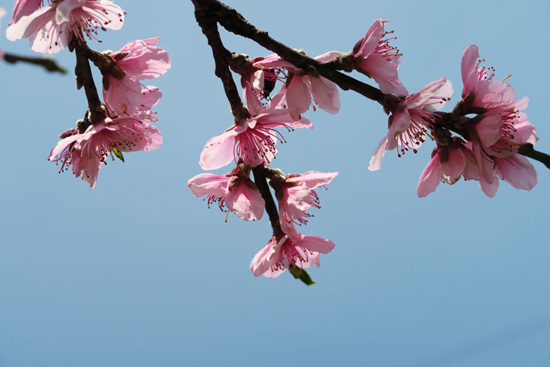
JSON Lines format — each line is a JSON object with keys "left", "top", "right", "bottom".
{"left": 275, "top": 170, "right": 338, "bottom": 235}
{"left": 49, "top": 116, "right": 161, "bottom": 188}
{"left": 6, "top": 0, "right": 125, "bottom": 54}
{"left": 103, "top": 37, "right": 171, "bottom": 116}
{"left": 369, "top": 77, "right": 453, "bottom": 171}
{"left": 245, "top": 53, "right": 341, "bottom": 120}
{"left": 460, "top": 45, "right": 538, "bottom": 197}
{"left": 417, "top": 139, "right": 477, "bottom": 197}
{"left": 352, "top": 18, "right": 407, "bottom": 96}
{"left": 187, "top": 166, "right": 265, "bottom": 222}
{"left": 199, "top": 109, "right": 312, "bottom": 171}
{"left": 249, "top": 225, "right": 335, "bottom": 278}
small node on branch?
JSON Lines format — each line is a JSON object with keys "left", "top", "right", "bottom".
{"left": 229, "top": 53, "right": 251, "bottom": 75}
{"left": 232, "top": 105, "right": 251, "bottom": 123}
{"left": 334, "top": 52, "right": 355, "bottom": 73}
{"left": 380, "top": 93, "right": 402, "bottom": 115}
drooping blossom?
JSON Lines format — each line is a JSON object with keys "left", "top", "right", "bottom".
{"left": 250, "top": 225, "right": 335, "bottom": 278}
{"left": 369, "top": 77, "right": 453, "bottom": 171}
{"left": 470, "top": 113, "right": 538, "bottom": 197}
{"left": 352, "top": 18, "right": 407, "bottom": 96}
{"left": 244, "top": 53, "right": 341, "bottom": 120}
{"left": 49, "top": 116, "right": 161, "bottom": 188}
{"left": 199, "top": 109, "right": 312, "bottom": 171}
{"left": 460, "top": 45, "right": 538, "bottom": 197}
{"left": 6, "top": 0, "right": 125, "bottom": 54}
{"left": 187, "top": 165, "right": 265, "bottom": 221}
{"left": 417, "top": 139, "right": 477, "bottom": 197}
{"left": 273, "top": 170, "right": 338, "bottom": 235}
{"left": 103, "top": 37, "right": 171, "bottom": 116}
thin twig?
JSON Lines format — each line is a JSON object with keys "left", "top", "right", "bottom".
{"left": 2, "top": 52, "right": 66, "bottom": 74}
{"left": 73, "top": 41, "right": 107, "bottom": 131}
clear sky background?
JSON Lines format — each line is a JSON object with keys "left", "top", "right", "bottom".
{"left": 1, "top": 1, "right": 549, "bottom": 366}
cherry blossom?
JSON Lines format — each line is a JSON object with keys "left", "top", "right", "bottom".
{"left": 460, "top": 45, "right": 539, "bottom": 196}
{"left": 250, "top": 225, "right": 335, "bottom": 278}
{"left": 6, "top": 0, "right": 125, "bottom": 54}
{"left": 369, "top": 77, "right": 453, "bottom": 170}
{"left": 103, "top": 37, "right": 171, "bottom": 116}
{"left": 199, "top": 109, "right": 312, "bottom": 171}
{"left": 245, "top": 53, "right": 341, "bottom": 119}
{"left": 274, "top": 170, "right": 338, "bottom": 235}
{"left": 352, "top": 18, "right": 407, "bottom": 96}
{"left": 49, "top": 116, "right": 161, "bottom": 188}
{"left": 461, "top": 44, "right": 517, "bottom": 112}
{"left": 187, "top": 166, "right": 265, "bottom": 221}
{"left": 417, "top": 139, "right": 477, "bottom": 197}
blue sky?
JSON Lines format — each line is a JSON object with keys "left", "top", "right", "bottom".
{"left": 1, "top": 1, "right": 549, "bottom": 366}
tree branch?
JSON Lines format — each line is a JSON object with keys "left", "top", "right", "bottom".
{"left": 518, "top": 143, "right": 550, "bottom": 169}
{"left": 252, "top": 165, "right": 284, "bottom": 239}
{"left": 192, "top": 0, "right": 249, "bottom": 121}
{"left": 193, "top": 0, "right": 384, "bottom": 103}
{"left": 73, "top": 41, "right": 107, "bottom": 132}
{"left": 2, "top": 52, "right": 66, "bottom": 74}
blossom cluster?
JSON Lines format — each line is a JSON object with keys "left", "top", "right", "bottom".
{"left": 189, "top": 50, "right": 341, "bottom": 279}
{"left": 5, "top": 0, "right": 171, "bottom": 188}
{"left": 188, "top": 17, "right": 540, "bottom": 281}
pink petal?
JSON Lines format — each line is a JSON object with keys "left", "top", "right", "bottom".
{"left": 250, "top": 237, "right": 283, "bottom": 277}
{"left": 480, "top": 176, "right": 499, "bottom": 198}
{"left": 291, "top": 171, "right": 338, "bottom": 189}
{"left": 475, "top": 114, "right": 502, "bottom": 148}
{"left": 496, "top": 154, "right": 537, "bottom": 190}
{"left": 225, "top": 180, "right": 265, "bottom": 221}
{"left": 8, "top": 0, "right": 41, "bottom": 26}
{"left": 441, "top": 148, "right": 466, "bottom": 184}
{"left": 299, "top": 235, "right": 335, "bottom": 254}
{"left": 461, "top": 44, "right": 479, "bottom": 95}
{"left": 368, "top": 136, "right": 388, "bottom": 171}
{"left": 199, "top": 129, "right": 238, "bottom": 170}
{"left": 286, "top": 76, "right": 311, "bottom": 119}
{"left": 417, "top": 154, "right": 442, "bottom": 198}
{"left": 187, "top": 173, "right": 229, "bottom": 198}
{"left": 309, "top": 76, "right": 340, "bottom": 114}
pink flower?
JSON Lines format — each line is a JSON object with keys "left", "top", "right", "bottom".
{"left": 246, "top": 53, "right": 341, "bottom": 119}
{"left": 352, "top": 19, "right": 407, "bottom": 96}
{"left": 6, "top": 0, "right": 124, "bottom": 54}
{"left": 103, "top": 37, "right": 171, "bottom": 116}
{"left": 49, "top": 116, "right": 161, "bottom": 188}
{"left": 369, "top": 77, "right": 453, "bottom": 170}
{"left": 460, "top": 46, "right": 539, "bottom": 196}
{"left": 417, "top": 140, "right": 477, "bottom": 197}
{"left": 199, "top": 109, "right": 312, "bottom": 171}
{"left": 275, "top": 171, "right": 338, "bottom": 235}
{"left": 187, "top": 166, "right": 265, "bottom": 222}
{"left": 249, "top": 226, "right": 335, "bottom": 278}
